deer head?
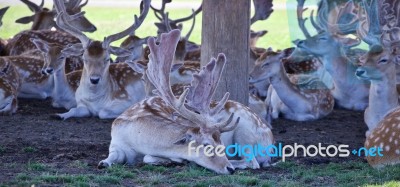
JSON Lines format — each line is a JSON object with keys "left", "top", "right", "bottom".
{"left": 295, "top": 0, "right": 361, "bottom": 57}
{"left": 146, "top": 29, "right": 239, "bottom": 174}
{"left": 31, "top": 38, "right": 66, "bottom": 75}
{"left": 249, "top": 51, "right": 285, "bottom": 84}
{"left": 17, "top": 0, "right": 96, "bottom": 32}
{"left": 53, "top": 0, "right": 149, "bottom": 85}
{"left": 355, "top": 0, "right": 400, "bottom": 82}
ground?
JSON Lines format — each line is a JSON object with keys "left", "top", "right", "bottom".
{"left": 0, "top": 98, "right": 399, "bottom": 186}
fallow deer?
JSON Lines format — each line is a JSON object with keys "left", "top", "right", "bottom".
{"left": 51, "top": 0, "right": 149, "bottom": 120}
{"left": 295, "top": 0, "right": 370, "bottom": 110}
{"left": 32, "top": 38, "right": 82, "bottom": 109}
{"left": 99, "top": 30, "right": 274, "bottom": 173}
{"left": 0, "top": 6, "right": 9, "bottom": 56}
{"left": 250, "top": 50, "right": 334, "bottom": 121}
{"left": 16, "top": 0, "right": 96, "bottom": 32}
{"left": 355, "top": 0, "right": 399, "bottom": 136}
{"left": 0, "top": 60, "right": 21, "bottom": 115}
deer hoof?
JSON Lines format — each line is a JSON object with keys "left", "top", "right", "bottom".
{"left": 50, "top": 114, "right": 63, "bottom": 120}
{"left": 97, "top": 161, "right": 110, "bottom": 169}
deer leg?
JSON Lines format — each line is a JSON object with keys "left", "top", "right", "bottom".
{"left": 98, "top": 108, "right": 121, "bottom": 119}
{"left": 53, "top": 106, "right": 91, "bottom": 120}
{"left": 98, "top": 144, "right": 137, "bottom": 169}
{"left": 143, "top": 155, "right": 173, "bottom": 165}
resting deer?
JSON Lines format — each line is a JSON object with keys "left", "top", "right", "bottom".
{"left": 16, "top": 0, "right": 96, "bottom": 32}
{"left": 99, "top": 30, "right": 274, "bottom": 174}
{"left": 295, "top": 0, "right": 370, "bottom": 110}
{"left": 356, "top": 0, "right": 400, "bottom": 168}
{"left": 32, "top": 38, "right": 82, "bottom": 109}
{"left": 51, "top": 0, "right": 148, "bottom": 120}
{"left": 250, "top": 50, "right": 334, "bottom": 121}
{"left": 0, "top": 6, "right": 9, "bottom": 56}
{"left": 354, "top": 0, "right": 399, "bottom": 136}
{"left": 0, "top": 60, "right": 21, "bottom": 115}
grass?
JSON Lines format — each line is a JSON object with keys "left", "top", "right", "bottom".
{"left": 0, "top": 2, "right": 314, "bottom": 50}
{"left": 2, "top": 161, "right": 399, "bottom": 186}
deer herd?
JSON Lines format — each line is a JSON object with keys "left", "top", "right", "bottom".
{"left": 0, "top": 0, "right": 399, "bottom": 174}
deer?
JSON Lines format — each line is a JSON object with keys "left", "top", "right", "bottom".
{"left": 99, "top": 30, "right": 274, "bottom": 174}
{"left": 31, "top": 38, "right": 82, "bottom": 109}
{"left": 294, "top": 0, "right": 370, "bottom": 111}
{"left": 16, "top": 0, "right": 96, "bottom": 32}
{"left": 0, "top": 6, "right": 9, "bottom": 56}
{"left": 249, "top": 49, "right": 334, "bottom": 121}
{"left": 354, "top": 0, "right": 399, "bottom": 137}
{"left": 0, "top": 59, "right": 21, "bottom": 115}
{"left": 50, "top": 0, "right": 149, "bottom": 120}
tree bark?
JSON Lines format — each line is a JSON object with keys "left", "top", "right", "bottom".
{"left": 201, "top": 0, "right": 250, "bottom": 105}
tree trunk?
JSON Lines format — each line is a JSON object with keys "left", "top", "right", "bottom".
{"left": 201, "top": 0, "right": 250, "bottom": 106}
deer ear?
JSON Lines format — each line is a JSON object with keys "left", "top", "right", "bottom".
{"left": 173, "top": 133, "right": 193, "bottom": 145}
{"left": 125, "top": 61, "right": 145, "bottom": 74}
{"left": 61, "top": 43, "right": 84, "bottom": 57}
{"left": 15, "top": 15, "right": 34, "bottom": 24}
{"left": 31, "top": 39, "right": 49, "bottom": 53}
{"left": 109, "top": 46, "right": 131, "bottom": 57}
{"left": 392, "top": 47, "right": 400, "bottom": 65}
{"left": 339, "top": 37, "right": 361, "bottom": 48}
{"left": 171, "top": 63, "right": 183, "bottom": 72}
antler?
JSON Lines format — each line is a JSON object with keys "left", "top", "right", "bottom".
{"left": 54, "top": 0, "right": 90, "bottom": 47}
{"left": 380, "top": 0, "right": 400, "bottom": 47}
{"left": 103, "top": 0, "right": 150, "bottom": 48}
{"left": 250, "top": 0, "right": 273, "bottom": 25}
{"left": 356, "top": 0, "right": 382, "bottom": 45}
{"left": 20, "top": 0, "right": 44, "bottom": 12}
{"left": 0, "top": 7, "right": 9, "bottom": 27}
{"left": 326, "top": 1, "right": 359, "bottom": 35}
{"left": 310, "top": 0, "right": 329, "bottom": 33}
{"left": 297, "top": 0, "right": 311, "bottom": 38}
{"left": 150, "top": 0, "right": 171, "bottom": 21}
{"left": 146, "top": 30, "right": 239, "bottom": 133}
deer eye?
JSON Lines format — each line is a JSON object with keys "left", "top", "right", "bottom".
{"left": 378, "top": 59, "right": 388, "bottom": 64}
{"left": 261, "top": 63, "right": 269, "bottom": 68}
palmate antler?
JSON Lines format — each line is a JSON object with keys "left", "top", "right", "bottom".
{"left": 380, "top": 0, "right": 400, "bottom": 47}
{"left": 356, "top": 0, "right": 382, "bottom": 45}
{"left": 146, "top": 30, "right": 239, "bottom": 133}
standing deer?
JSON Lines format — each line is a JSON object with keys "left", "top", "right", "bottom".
{"left": 16, "top": 0, "right": 96, "bottom": 32}
{"left": 99, "top": 30, "right": 274, "bottom": 174}
{"left": 295, "top": 0, "right": 370, "bottom": 110}
{"left": 51, "top": 0, "right": 149, "bottom": 120}
{"left": 0, "top": 60, "right": 21, "bottom": 115}
{"left": 32, "top": 38, "right": 82, "bottom": 109}
{"left": 250, "top": 50, "right": 334, "bottom": 121}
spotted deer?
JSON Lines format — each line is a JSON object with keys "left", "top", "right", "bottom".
{"left": 99, "top": 30, "right": 274, "bottom": 174}
{"left": 0, "top": 59, "right": 21, "bottom": 115}
{"left": 295, "top": 0, "right": 370, "bottom": 111}
{"left": 0, "top": 6, "right": 10, "bottom": 56}
{"left": 31, "top": 38, "right": 82, "bottom": 109}
{"left": 354, "top": 0, "right": 399, "bottom": 136}
{"left": 16, "top": 0, "right": 96, "bottom": 32}
{"left": 51, "top": 0, "right": 149, "bottom": 120}
{"left": 250, "top": 50, "right": 334, "bottom": 121}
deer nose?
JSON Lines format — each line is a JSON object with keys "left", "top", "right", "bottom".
{"left": 227, "top": 167, "right": 235, "bottom": 174}
{"left": 90, "top": 77, "right": 100, "bottom": 84}
{"left": 355, "top": 69, "right": 365, "bottom": 77}
{"left": 46, "top": 68, "right": 53, "bottom": 74}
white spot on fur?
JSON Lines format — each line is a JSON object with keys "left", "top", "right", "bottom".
{"left": 385, "top": 145, "right": 390, "bottom": 151}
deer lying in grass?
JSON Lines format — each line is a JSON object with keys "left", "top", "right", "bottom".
{"left": 250, "top": 50, "right": 334, "bottom": 121}
{"left": 16, "top": 0, "right": 96, "bottom": 32}
{"left": 32, "top": 38, "right": 82, "bottom": 109}
{"left": 0, "top": 60, "right": 21, "bottom": 115}
{"left": 354, "top": 0, "right": 399, "bottom": 136}
{"left": 51, "top": 0, "right": 148, "bottom": 120}
{"left": 99, "top": 30, "right": 274, "bottom": 173}
{"left": 295, "top": 0, "right": 370, "bottom": 110}
{"left": 356, "top": 0, "right": 400, "bottom": 168}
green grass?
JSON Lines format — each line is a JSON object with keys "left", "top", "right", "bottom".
{"left": 0, "top": 3, "right": 308, "bottom": 50}
{"left": 2, "top": 161, "right": 399, "bottom": 186}
{"left": 22, "top": 146, "right": 36, "bottom": 153}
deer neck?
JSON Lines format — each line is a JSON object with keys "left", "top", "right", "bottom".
{"left": 368, "top": 67, "right": 399, "bottom": 124}
{"left": 269, "top": 64, "right": 312, "bottom": 111}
